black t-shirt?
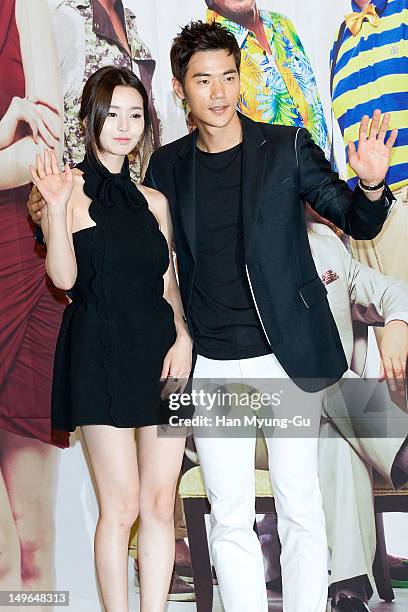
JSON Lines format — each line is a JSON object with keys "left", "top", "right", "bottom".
{"left": 189, "top": 143, "right": 271, "bottom": 360}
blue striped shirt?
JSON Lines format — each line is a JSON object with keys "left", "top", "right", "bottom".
{"left": 330, "top": 0, "right": 408, "bottom": 190}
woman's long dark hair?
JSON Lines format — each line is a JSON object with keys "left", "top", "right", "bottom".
{"left": 79, "top": 66, "right": 153, "bottom": 177}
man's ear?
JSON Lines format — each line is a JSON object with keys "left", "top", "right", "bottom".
{"left": 172, "top": 77, "right": 185, "bottom": 101}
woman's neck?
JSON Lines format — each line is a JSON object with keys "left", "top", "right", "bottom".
{"left": 96, "top": 150, "right": 125, "bottom": 174}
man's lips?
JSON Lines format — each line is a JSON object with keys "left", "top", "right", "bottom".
{"left": 209, "top": 105, "right": 229, "bottom": 113}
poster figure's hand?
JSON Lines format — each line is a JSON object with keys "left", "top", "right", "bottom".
{"left": 29, "top": 149, "right": 73, "bottom": 211}
{"left": 379, "top": 320, "right": 408, "bottom": 396}
{"left": 348, "top": 110, "right": 398, "bottom": 186}
{"left": 7, "top": 96, "right": 60, "bottom": 147}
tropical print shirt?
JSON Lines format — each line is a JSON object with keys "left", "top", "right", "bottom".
{"left": 208, "top": 9, "right": 330, "bottom": 158}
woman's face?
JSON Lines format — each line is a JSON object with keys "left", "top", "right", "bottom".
{"left": 99, "top": 85, "right": 145, "bottom": 157}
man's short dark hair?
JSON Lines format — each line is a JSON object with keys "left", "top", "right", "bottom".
{"left": 170, "top": 21, "right": 241, "bottom": 85}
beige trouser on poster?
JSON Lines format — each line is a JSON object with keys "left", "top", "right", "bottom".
{"left": 351, "top": 186, "right": 408, "bottom": 347}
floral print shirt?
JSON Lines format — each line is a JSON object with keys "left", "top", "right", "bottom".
{"left": 52, "top": 0, "right": 160, "bottom": 182}
{"left": 208, "top": 9, "right": 330, "bottom": 158}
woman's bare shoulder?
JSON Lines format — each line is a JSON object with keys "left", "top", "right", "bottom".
{"left": 69, "top": 167, "right": 89, "bottom": 208}
{"left": 139, "top": 184, "right": 168, "bottom": 210}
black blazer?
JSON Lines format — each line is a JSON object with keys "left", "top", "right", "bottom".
{"left": 144, "top": 113, "right": 393, "bottom": 391}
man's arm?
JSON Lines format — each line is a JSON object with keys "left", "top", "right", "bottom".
{"left": 296, "top": 112, "right": 397, "bottom": 239}
{"left": 343, "top": 242, "right": 408, "bottom": 393}
{"left": 346, "top": 250, "right": 408, "bottom": 327}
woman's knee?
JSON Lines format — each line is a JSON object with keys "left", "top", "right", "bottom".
{"left": 100, "top": 493, "right": 139, "bottom": 529}
{"left": 139, "top": 486, "right": 176, "bottom": 525}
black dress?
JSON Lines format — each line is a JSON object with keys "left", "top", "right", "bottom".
{"left": 52, "top": 153, "right": 177, "bottom": 431}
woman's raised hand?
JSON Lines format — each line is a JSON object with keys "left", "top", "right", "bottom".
{"left": 29, "top": 149, "right": 73, "bottom": 210}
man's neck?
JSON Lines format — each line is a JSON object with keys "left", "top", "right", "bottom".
{"left": 196, "top": 112, "right": 242, "bottom": 153}
{"left": 218, "top": 5, "right": 259, "bottom": 32}
{"left": 217, "top": 7, "right": 270, "bottom": 54}
{"left": 354, "top": 0, "right": 372, "bottom": 10}
{"left": 98, "top": 0, "right": 117, "bottom": 13}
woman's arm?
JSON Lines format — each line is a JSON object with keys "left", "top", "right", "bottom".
{"left": 32, "top": 150, "right": 77, "bottom": 290}
{"left": 0, "top": 0, "right": 63, "bottom": 190}
{"left": 143, "top": 186, "right": 190, "bottom": 341}
{"left": 140, "top": 185, "right": 192, "bottom": 381}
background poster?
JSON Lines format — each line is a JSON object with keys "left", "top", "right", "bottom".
{"left": 0, "top": 0, "right": 407, "bottom": 610}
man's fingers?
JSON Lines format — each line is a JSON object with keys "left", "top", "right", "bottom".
{"left": 368, "top": 109, "right": 381, "bottom": 139}
{"left": 358, "top": 114, "right": 369, "bottom": 144}
{"left": 29, "top": 184, "right": 42, "bottom": 206}
{"left": 377, "top": 112, "right": 390, "bottom": 141}
{"left": 348, "top": 140, "right": 357, "bottom": 161}
{"left": 385, "top": 129, "right": 398, "bottom": 150}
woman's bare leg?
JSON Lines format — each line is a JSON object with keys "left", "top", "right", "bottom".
{"left": 0, "top": 430, "right": 59, "bottom": 607}
{"left": 81, "top": 425, "right": 139, "bottom": 612}
{"left": 136, "top": 426, "right": 186, "bottom": 612}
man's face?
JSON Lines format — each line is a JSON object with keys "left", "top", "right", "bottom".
{"left": 209, "top": 0, "right": 256, "bottom": 18}
{"left": 173, "top": 49, "right": 240, "bottom": 131}
{"left": 99, "top": 86, "right": 145, "bottom": 157}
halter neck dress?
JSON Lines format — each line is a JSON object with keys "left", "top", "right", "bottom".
{"left": 52, "top": 153, "right": 177, "bottom": 430}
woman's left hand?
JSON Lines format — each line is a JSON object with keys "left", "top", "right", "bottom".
{"left": 160, "top": 334, "right": 193, "bottom": 398}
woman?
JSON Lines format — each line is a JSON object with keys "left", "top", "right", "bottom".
{"left": 0, "top": 0, "right": 68, "bottom": 606}
{"left": 30, "top": 65, "right": 192, "bottom": 612}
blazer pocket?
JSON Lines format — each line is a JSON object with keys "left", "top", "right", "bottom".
{"left": 261, "top": 176, "right": 294, "bottom": 199}
{"left": 298, "top": 276, "right": 328, "bottom": 308}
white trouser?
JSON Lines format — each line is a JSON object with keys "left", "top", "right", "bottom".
{"left": 192, "top": 352, "right": 328, "bottom": 612}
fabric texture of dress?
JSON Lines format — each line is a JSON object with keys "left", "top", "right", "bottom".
{"left": 52, "top": 153, "right": 178, "bottom": 430}
{"left": 0, "top": 0, "right": 69, "bottom": 448}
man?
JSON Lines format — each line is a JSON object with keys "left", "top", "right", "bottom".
{"left": 330, "top": 0, "right": 408, "bottom": 328}
{"left": 49, "top": 0, "right": 161, "bottom": 181}
{"left": 145, "top": 21, "right": 397, "bottom": 612}
{"left": 205, "top": 0, "right": 331, "bottom": 158}
{"left": 29, "top": 20, "right": 397, "bottom": 612}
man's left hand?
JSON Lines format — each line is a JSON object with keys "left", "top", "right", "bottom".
{"left": 379, "top": 320, "right": 408, "bottom": 396}
{"left": 348, "top": 109, "right": 398, "bottom": 186}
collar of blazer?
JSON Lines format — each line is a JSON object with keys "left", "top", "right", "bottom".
{"left": 174, "top": 112, "right": 268, "bottom": 262}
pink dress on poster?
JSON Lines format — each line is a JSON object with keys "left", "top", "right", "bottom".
{"left": 0, "top": 0, "right": 69, "bottom": 448}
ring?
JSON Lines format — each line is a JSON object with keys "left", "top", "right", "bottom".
{"left": 168, "top": 375, "right": 179, "bottom": 382}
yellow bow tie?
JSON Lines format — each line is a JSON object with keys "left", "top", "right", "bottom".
{"left": 345, "top": 3, "right": 380, "bottom": 36}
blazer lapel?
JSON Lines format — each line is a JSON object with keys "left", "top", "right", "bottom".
{"left": 240, "top": 114, "right": 268, "bottom": 254}
{"left": 174, "top": 131, "right": 198, "bottom": 262}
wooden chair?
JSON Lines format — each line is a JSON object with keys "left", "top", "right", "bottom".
{"left": 178, "top": 465, "right": 408, "bottom": 612}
